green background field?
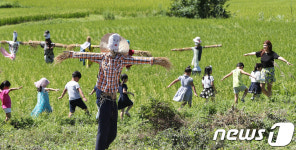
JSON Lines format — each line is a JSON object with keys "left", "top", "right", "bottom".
{"left": 0, "top": 0, "right": 295, "bottom": 149}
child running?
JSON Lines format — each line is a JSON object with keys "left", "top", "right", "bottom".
{"left": 248, "top": 63, "right": 263, "bottom": 100}
{"left": 58, "top": 71, "right": 89, "bottom": 117}
{"left": 200, "top": 66, "right": 217, "bottom": 102}
{"left": 117, "top": 74, "right": 134, "bottom": 120}
{"left": 221, "top": 62, "right": 255, "bottom": 104}
{"left": 89, "top": 74, "right": 102, "bottom": 120}
{"left": 167, "top": 66, "right": 198, "bottom": 110}
{"left": 0, "top": 80, "right": 22, "bottom": 121}
{"left": 31, "top": 78, "right": 59, "bottom": 117}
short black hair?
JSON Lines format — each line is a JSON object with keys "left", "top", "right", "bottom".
{"left": 237, "top": 62, "right": 244, "bottom": 68}
{"left": 0, "top": 80, "right": 11, "bottom": 90}
{"left": 184, "top": 66, "right": 192, "bottom": 73}
{"left": 72, "top": 71, "right": 82, "bottom": 78}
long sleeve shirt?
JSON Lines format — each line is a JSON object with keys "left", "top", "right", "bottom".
{"left": 69, "top": 51, "right": 154, "bottom": 93}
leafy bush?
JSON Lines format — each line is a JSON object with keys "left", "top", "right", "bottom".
{"left": 10, "top": 117, "right": 36, "bottom": 129}
{"left": 168, "top": 0, "right": 230, "bottom": 18}
{"left": 139, "top": 98, "right": 185, "bottom": 131}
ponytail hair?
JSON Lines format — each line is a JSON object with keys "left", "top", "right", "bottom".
{"left": 184, "top": 66, "right": 192, "bottom": 73}
{"left": 0, "top": 80, "right": 11, "bottom": 90}
{"left": 253, "top": 63, "right": 263, "bottom": 72}
{"left": 119, "top": 74, "right": 128, "bottom": 86}
{"left": 203, "top": 66, "right": 212, "bottom": 80}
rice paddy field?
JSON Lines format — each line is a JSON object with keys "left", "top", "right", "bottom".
{"left": 0, "top": 0, "right": 296, "bottom": 149}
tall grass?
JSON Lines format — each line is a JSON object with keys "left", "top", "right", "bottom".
{"left": 0, "top": 0, "right": 295, "bottom": 149}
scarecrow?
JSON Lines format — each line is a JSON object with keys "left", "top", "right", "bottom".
{"left": 0, "top": 31, "right": 24, "bottom": 60}
{"left": 125, "top": 39, "right": 152, "bottom": 71}
{"left": 79, "top": 36, "right": 94, "bottom": 67}
{"left": 40, "top": 30, "right": 56, "bottom": 63}
{"left": 55, "top": 33, "right": 171, "bottom": 150}
{"left": 171, "top": 37, "right": 222, "bottom": 75}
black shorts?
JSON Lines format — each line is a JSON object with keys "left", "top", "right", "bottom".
{"left": 69, "top": 98, "right": 87, "bottom": 113}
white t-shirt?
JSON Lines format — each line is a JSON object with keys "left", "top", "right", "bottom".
{"left": 202, "top": 75, "right": 214, "bottom": 88}
{"left": 65, "top": 81, "right": 81, "bottom": 100}
{"left": 250, "top": 71, "right": 262, "bottom": 83}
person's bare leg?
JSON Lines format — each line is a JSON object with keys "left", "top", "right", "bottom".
{"left": 234, "top": 94, "right": 238, "bottom": 104}
{"left": 120, "top": 108, "right": 125, "bottom": 120}
{"left": 5, "top": 113, "right": 11, "bottom": 121}
{"left": 260, "top": 83, "right": 268, "bottom": 97}
{"left": 267, "top": 82, "right": 273, "bottom": 97}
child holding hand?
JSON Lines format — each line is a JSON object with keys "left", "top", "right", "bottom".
{"left": 200, "top": 66, "right": 217, "bottom": 102}
{"left": 221, "top": 62, "right": 255, "bottom": 104}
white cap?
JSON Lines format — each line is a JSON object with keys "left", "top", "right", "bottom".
{"left": 193, "top": 37, "right": 202, "bottom": 45}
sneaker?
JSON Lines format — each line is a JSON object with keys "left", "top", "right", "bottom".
{"left": 241, "top": 99, "right": 245, "bottom": 103}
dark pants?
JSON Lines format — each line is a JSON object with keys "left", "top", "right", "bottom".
{"left": 95, "top": 96, "right": 118, "bottom": 150}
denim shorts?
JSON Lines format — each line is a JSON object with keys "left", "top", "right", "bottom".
{"left": 4, "top": 108, "right": 11, "bottom": 113}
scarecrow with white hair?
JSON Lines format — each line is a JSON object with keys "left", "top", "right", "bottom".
{"left": 40, "top": 30, "right": 56, "bottom": 63}
{"left": 79, "top": 36, "right": 94, "bottom": 67}
{"left": 192, "top": 36, "right": 203, "bottom": 75}
{"left": 0, "top": 31, "right": 24, "bottom": 60}
{"left": 55, "top": 33, "right": 171, "bottom": 150}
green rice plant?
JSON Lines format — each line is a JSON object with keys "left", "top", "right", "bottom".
{"left": 0, "top": 0, "right": 295, "bottom": 149}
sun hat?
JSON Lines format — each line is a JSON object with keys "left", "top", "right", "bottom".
{"left": 34, "top": 78, "right": 50, "bottom": 88}
{"left": 193, "top": 37, "right": 202, "bottom": 45}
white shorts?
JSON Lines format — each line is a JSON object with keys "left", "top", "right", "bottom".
{"left": 4, "top": 108, "right": 11, "bottom": 113}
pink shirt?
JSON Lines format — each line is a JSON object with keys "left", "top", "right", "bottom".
{"left": 0, "top": 89, "right": 11, "bottom": 109}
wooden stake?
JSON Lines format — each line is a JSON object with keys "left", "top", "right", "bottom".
{"left": 171, "top": 44, "right": 222, "bottom": 51}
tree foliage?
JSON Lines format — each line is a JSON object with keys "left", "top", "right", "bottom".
{"left": 168, "top": 0, "right": 230, "bottom": 19}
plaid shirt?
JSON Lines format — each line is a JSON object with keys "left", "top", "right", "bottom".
{"left": 69, "top": 51, "right": 153, "bottom": 93}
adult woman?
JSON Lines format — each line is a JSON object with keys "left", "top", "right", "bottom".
{"left": 244, "top": 40, "right": 292, "bottom": 97}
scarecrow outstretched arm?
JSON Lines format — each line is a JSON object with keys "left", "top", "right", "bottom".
{"left": 66, "top": 44, "right": 100, "bottom": 50}
{"left": 55, "top": 51, "right": 104, "bottom": 64}
{"left": 0, "top": 40, "right": 8, "bottom": 44}
{"left": 133, "top": 50, "right": 152, "bottom": 57}
{"left": 124, "top": 56, "right": 171, "bottom": 70}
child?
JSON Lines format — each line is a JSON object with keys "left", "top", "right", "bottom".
{"left": 167, "top": 66, "right": 198, "bottom": 110}
{"left": 58, "top": 71, "right": 89, "bottom": 117}
{"left": 0, "top": 80, "right": 22, "bottom": 121}
{"left": 221, "top": 62, "right": 255, "bottom": 104}
{"left": 89, "top": 74, "right": 102, "bottom": 120}
{"left": 200, "top": 66, "right": 217, "bottom": 102}
{"left": 248, "top": 63, "right": 263, "bottom": 100}
{"left": 31, "top": 78, "right": 59, "bottom": 117}
{"left": 117, "top": 74, "right": 134, "bottom": 120}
